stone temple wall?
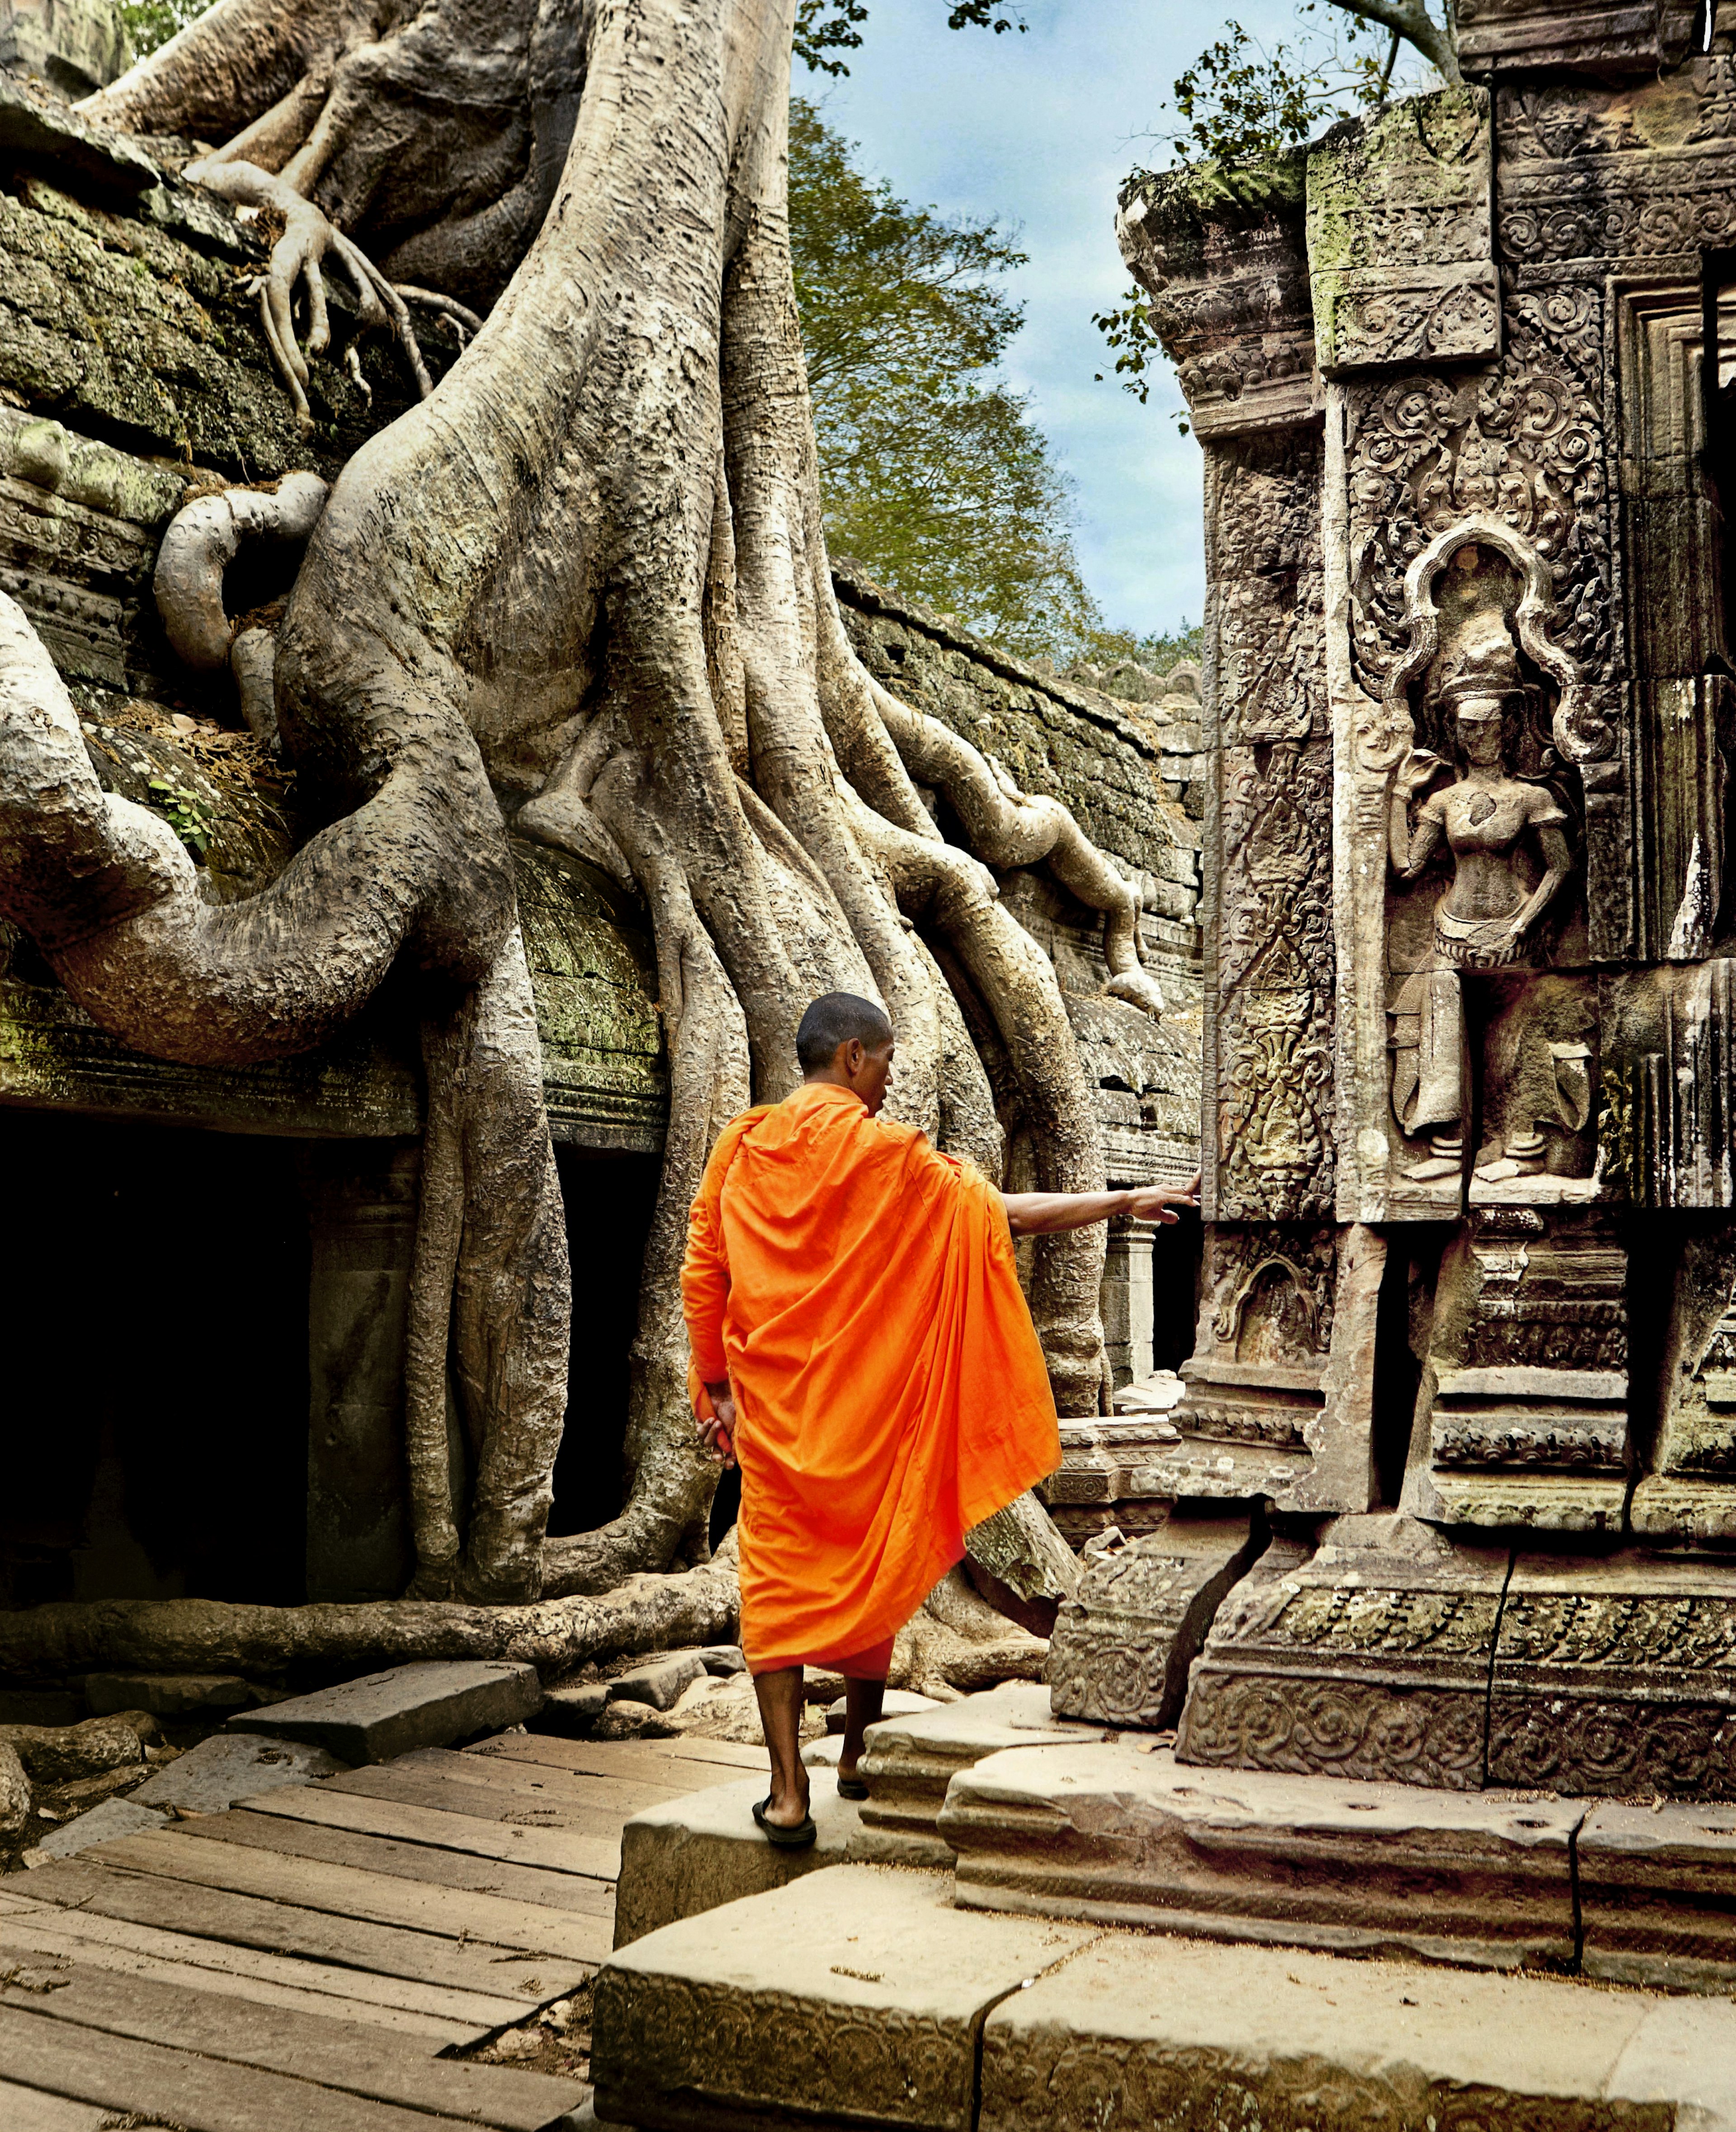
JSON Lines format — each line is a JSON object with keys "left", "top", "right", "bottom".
{"left": 1059, "top": 0, "right": 1736, "bottom": 1801}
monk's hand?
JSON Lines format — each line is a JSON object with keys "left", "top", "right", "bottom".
{"left": 698, "top": 1381, "right": 738, "bottom": 1469}
{"left": 1126, "top": 1171, "right": 1201, "bottom": 1225}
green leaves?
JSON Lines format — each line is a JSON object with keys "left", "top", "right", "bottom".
{"left": 146, "top": 775, "right": 214, "bottom": 857}
{"left": 795, "top": 0, "right": 1023, "bottom": 79}
{"left": 791, "top": 98, "right": 1096, "bottom": 660}
{"left": 117, "top": 0, "right": 214, "bottom": 59}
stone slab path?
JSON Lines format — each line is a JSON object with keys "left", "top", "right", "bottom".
{"left": 0, "top": 1724, "right": 764, "bottom": 2129}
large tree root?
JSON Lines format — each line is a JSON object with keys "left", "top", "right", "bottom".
{"left": 0, "top": 1544, "right": 741, "bottom": 1683}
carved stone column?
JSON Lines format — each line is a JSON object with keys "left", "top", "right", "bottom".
{"left": 299, "top": 1143, "right": 420, "bottom": 1602}
{"left": 1100, "top": 1216, "right": 1155, "bottom": 1389}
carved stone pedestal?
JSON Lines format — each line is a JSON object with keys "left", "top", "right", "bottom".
{"left": 1175, "top": 1516, "right": 1507, "bottom": 1791}
{"left": 1048, "top": 1514, "right": 1261, "bottom": 1730}
{"left": 1413, "top": 1208, "right": 1629, "bottom": 1533}
{"left": 1489, "top": 1551, "right": 1736, "bottom": 1798}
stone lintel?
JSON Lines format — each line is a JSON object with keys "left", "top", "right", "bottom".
{"left": 943, "top": 1740, "right": 1580, "bottom": 1973}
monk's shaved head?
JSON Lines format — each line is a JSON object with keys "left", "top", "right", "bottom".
{"left": 796, "top": 992, "right": 893, "bottom": 1072}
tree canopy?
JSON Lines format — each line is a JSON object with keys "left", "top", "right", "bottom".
{"left": 790, "top": 96, "right": 1099, "bottom": 659}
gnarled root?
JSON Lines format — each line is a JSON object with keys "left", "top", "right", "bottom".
{"left": 892, "top": 1567, "right": 1049, "bottom": 1698}
{"left": 155, "top": 472, "right": 330, "bottom": 748}
{"left": 403, "top": 929, "right": 571, "bottom": 1604}
{"left": 189, "top": 158, "right": 433, "bottom": 426}
{"left": 542, "top": 758, "right": 750, "bottom": 1598}
{"left": 0, "top": 1540, "right": 741, "bottom": 1683}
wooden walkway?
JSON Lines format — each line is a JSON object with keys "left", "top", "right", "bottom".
{"left": 0, "top": 1726, "right": 765, "bottom": 2130}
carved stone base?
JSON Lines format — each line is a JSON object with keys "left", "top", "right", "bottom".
{"left": 1048, "top": 1516, "right": 1261, "bottom": 1731}
{"left": 1488, "top": 1551, "right": 1736, "bottom": 1799}
{"left": 1175, "top": 1516, "right": 1505, "bottom": 1791}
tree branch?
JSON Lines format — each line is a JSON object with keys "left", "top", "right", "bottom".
{"left": 1331, "top": 0, "right": 1460, "bottom": 83}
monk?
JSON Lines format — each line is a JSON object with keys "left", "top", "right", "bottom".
{"left": 681, "top": 991, "right": 1198, "bottom": 1845}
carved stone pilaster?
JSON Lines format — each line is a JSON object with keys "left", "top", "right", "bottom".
{"left": 1601, "top": 962, "right": 1736, "bottom": 1208}
{"left": 1099, "top": 1216, "right": 1155, "bottom": 1389}
{"left": 1411, "top": 1207, "right": 1629, "bottom": 1533}
{"left": 1634, "top": 1229, "right": 1736, "bottom": 1539}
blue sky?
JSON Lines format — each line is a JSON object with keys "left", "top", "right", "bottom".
{"left": 806, "top": 0, "right": 1304, "bottom": 640}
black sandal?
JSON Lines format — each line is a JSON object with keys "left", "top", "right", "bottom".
{"left": 836, "top": 1773, "right": 869, "bottom": 1801}
{"left": 752, "top": 1795, "right": 817, "bottom": 1848}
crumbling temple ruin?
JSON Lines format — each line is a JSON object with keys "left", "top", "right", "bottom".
{"left": 7, "top": 2, "right": 1736, "bottom": 2123}
{"left": 1047, "top": 0, "right": 1736, "bottom": 1799}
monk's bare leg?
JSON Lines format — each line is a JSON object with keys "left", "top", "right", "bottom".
{"left": 752, "top": 1666, "right": 811, "bottom": 1827}
{"left": 838, "top": 1677, "right": 886, "bottom": 1787}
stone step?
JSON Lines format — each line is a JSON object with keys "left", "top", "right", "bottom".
{"left": 857, "top": 1682, "right": 1107, "bottom": 1853}
{"left": 614, "top": 1775, "right": 862, "bottom": 1949}
{"left": 592, "top": 1866, "right": 1098, "bottom": 2132}
{"left": 590, "top": 1863, "right": 1736, "bottom": 2132}
{"left": 978, "top": 1931, "right": 1736, "bottom": 2132}
{"left": 940, "top": 1739, "right": 1582, "bottom": 1972}
{"left": 227, "top": 1662, "right": 542, "bottom": 1766}
{"left": 939, "top": 1737, "right": 1736, "bottom": 1993}
{"left": 614, "top": 1749, "right": 976, "bottom": 1949}
{"left": 1580, "top": 1797, "right": 1736, "bottom": 1991}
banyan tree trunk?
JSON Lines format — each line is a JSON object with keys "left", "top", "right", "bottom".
{"left": 0, "top": 0, "right": 1167, "bottom": 1626}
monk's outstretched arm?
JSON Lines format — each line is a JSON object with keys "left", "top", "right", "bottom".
{"left": 1001, "top": 1175, "right": 1200, "bottom": 1235}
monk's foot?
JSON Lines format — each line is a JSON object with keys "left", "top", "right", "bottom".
{"left": 760, "top": 1790, "right": 810, "bottom": 1829}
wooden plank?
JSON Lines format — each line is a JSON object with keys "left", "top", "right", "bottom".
{"left": 468, "top": 1730, "right": 764, "bottom": 1785}
{"left": 393, "top": 1745, "right": 687, "bottom": 1817}
{"left": 329, "top": 1760, "right": 628, "bottom": 1843}
{"left": 0, "top": 1910, "right": 476, "bottom": 2047}
{"left": 84, "top": 1829, "right": 611, "bottom": 1965}
{"left": 0, "top": 1955, "right": 586, "bottom": 2131}
{"left": 13, "top": 1861, "right": 590, "bottom": 2004}
{"left": 0, "top": 2077, "right": 109, "bottom": 2132}
{"left": 239, "top": 1782, "right": 620, "bottom": 1883}
{"left": 0, "top": 2000, "right": 489, "bottom": 2132}
{"left": 179, "top": 1806, "right": 616, "bottom": 1916}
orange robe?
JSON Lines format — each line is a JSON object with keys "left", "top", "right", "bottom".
{"left": 681, "top": 1081, "right": 1060, "bottom": 1674}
